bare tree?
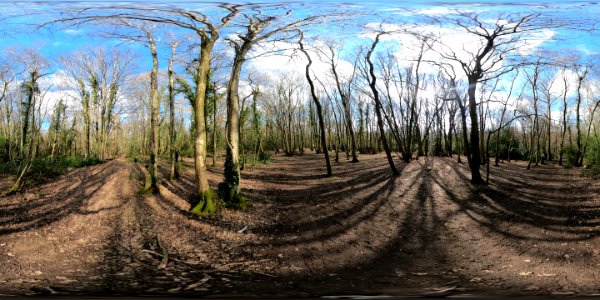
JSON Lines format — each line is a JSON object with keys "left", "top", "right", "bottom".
{"left": 320, "top": 41, "right": 360, "bottom": 162}
{"left": 298, "top": 31, "right": 332, "bottom": 176}
{"left": 365, "top": 31, "right": 399, "bottom": 176}
{"left": 432, "top": 12, "right": 538, "bottom": 183}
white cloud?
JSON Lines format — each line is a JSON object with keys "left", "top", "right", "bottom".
{"left": 549, "top": 68, "right": 578, "bottom": 98}
{"left": 63, "top": 29, "right": 84, "bottom": 36}
{"left": 245, "top": 39, "right": 355, "bottom": 92}
{"left": 391, "top": 7, "right": 476, "bottom": 17}
{"left": 518, "top": 29, "right": 556, "bottom": 55}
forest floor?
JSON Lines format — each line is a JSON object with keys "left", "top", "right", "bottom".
{"left": 0, "top": 152, "right": 600, "bottom": 297}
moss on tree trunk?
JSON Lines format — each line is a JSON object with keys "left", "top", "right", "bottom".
{"left": 218, "top": 151, "right": 248, "bottom": 209}
{"left": 190, "top": 189, "right": 219, "bottom": 216}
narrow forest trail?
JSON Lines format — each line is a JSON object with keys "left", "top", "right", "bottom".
{"left": 0, "top": 159, "right": 150, "bottom": 295}
{"left": 1, "top": 154, "right": 600, "bottom": 297}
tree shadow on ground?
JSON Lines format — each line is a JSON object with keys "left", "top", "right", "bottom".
{"left": 442, "top": 159, "right": 600, "bottom": 242}
{"left": 0, "top": 161, "right": 122, "bottom": 235}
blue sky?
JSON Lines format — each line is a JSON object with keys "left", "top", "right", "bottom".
{"left": 3, "top": 1, "right": 598, "bottom": 65}
{"left": 1, "top": 0, "right": 600, "bottom": 127}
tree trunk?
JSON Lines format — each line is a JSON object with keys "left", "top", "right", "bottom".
{"left": 221, "top": 49, "right": 248, "bottom": 206}
{"left": 169, "top": 43, "right": 179, "bottom": 180}
{"left": 147, "top": 33, "right": 160, "bottom": 194}
{"left": 190, "top": 36, "right": 219, "bottom": 215}
{"left": 467, "top": 78, "right": 484, "bottom": 184}
{"left": 298, "top": 33, "right": 332, "bottom": 176}
{"left": 575, "top": 69, "right": 587, "bottom": 167}
{"left": 366, "top": 33, "right": 399, "bottom": 176}
{"left": 212, "top": 90, "right": 217, "bottom": 167}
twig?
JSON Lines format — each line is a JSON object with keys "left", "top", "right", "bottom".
{"left": 237, "top": 226, "right": 249, "bottom": 233}
{"left": 222, "top": 258, "right": 271, "bottom": 267}
{"left": 254, "top": 271, "right": 277, "bottom": 278}
{"left": 156, "top": 236, "right": 169, "bottom": 270}
{"left": 273, "top": 217, "right": 286, "bottom": 225}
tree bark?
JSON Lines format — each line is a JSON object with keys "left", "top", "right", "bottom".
{"left": 148, "top": 32, "right": 160, "bottom": 193}
{"left": 190, "top": 35, "right": 219, "bottom": 215}
{"left": 467, "top": 77, "right": 484, "bottom": 184}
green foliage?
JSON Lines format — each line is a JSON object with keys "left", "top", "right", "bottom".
{"left": 258, "top": 151, "right": 272, "bottom": 164}
{"left": 0, "top": 136, "right": 8, "bottom": 163}
{"left": 126, "top": 143, "right": 142, "bottom": 162}
{"left": 488, "top": 130, "right": 526, "bottom": 161}
{"left": 179, "top": 141, "right": 195, "bottom": 157}
{"left": 562, "top": 144, "right": 579, "bottom": 168}
{"left": 26, "top": 156, "right": 102, "bottom": 182}
{"left": 432, "top": 138, "right": 445, "bottom": 156}
{"left": 584, "top": 137, "right": 600, "bottom": 176}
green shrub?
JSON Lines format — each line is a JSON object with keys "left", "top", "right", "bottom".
{"left": 257, "top": 151, "right": 272, "bottom": 164}
{"left": 28, "top": 156, "right": 102, "bottom": 182}
{"left": 0, "top": 136, "right": 8, "bottom": 163}
{"left": 562, "top": 145, "right": 579, "bottom": 168}
{"left": 585, "top": 138, "right": 600, "bottom": 176}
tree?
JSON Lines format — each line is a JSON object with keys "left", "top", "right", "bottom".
{"left": 298, "top": 31, "right": 332, "bottom": 176}
{"left": 321, "top": 41, "right": 359, "bottom": 162}
{"left": 365, "top": 31, "right": 399, "bottom": 176}
{"left": 433, "top": 12, "right": 538, "bottom": 184}
{"left": 8, "top": 50, "right": 49, "bottom": 193}
{"left": 168, "top": 42, "right": 180, "bottom": 180}
{"left": 575, "top": 64, "right": 589, "bottom": 166}
{"left": 220, "top": 12, "right": 319, "bottom": 207}
{"left": 51, "top": 5, "right": 240, "bottom": 214}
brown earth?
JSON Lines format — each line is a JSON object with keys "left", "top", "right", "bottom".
{"left": 0, "top": 153, "right": 599, "bottom": 297}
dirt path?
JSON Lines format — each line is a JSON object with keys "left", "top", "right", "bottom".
{"left": 1, "top": 154, "right": 600, "bottom": 297}
{"left": 0, "top": 159, "right": 137, "bottom": 295}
